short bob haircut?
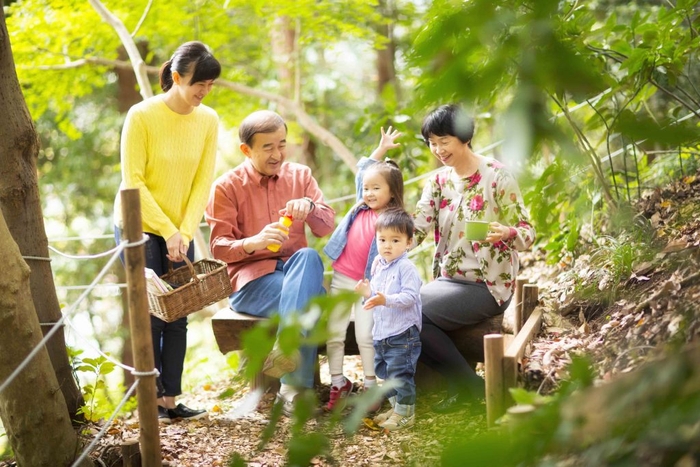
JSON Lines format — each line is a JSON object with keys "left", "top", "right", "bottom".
{"left": 238, "top": 110, "right": 288, "bottom": 147}
{"left": 420, "top": 104, "right": 475, "bottom": 148}
{"left": 375, "top": 208, "right": 414, "bottom": 241}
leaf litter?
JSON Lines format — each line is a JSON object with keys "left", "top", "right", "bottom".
{"left": 79, "top": 171, "right": 700, "bottom": 466}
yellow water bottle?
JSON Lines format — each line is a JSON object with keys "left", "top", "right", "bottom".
{"left": 267, "top": 214, "right": 293, "bottom": 252}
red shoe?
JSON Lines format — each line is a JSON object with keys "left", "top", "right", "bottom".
{"left": 324, "top": 378, "right": 353, "bottom": 412}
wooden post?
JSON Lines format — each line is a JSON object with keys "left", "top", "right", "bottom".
{"left": 514, "top": 278, "right": 528, "bottom": 334}
{"left": 121, "top": 189, "right": 162, "bottom": 467}
{"left": 484, "top": 334, "right": 505, "bottom": 428}
{"left": 121, "top": 438, "right": 141, "bottom": 467}
{"left": 502, "top": 354, "right": 518, "bottom": 408}
{"left": 522, "top": 284, "right": 539, "bottom": 323}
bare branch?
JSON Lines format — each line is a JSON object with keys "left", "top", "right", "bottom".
{"left": 131, "top": 0, "right": 153, "bottom": 37}
{"left": 87, "top": 0, "right": 153, "bottom": 100}
{"left": 29, "top": 57, "right": 358, "bottom": 171}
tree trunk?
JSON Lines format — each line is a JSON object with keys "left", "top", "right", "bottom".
{"left": 376, "top": 0, "right": 399, "bottom": 99}
{"left": 0, "top": 212, "right": 91, "bottom": 466}
{"left": 271, "top": 15, "right": 311, "bottom": 166}
{"left": 116, "top": 43, "right": 148, "bottom": 113}
{"left": 0, "top": 5, "right": 84, "bottom": 418}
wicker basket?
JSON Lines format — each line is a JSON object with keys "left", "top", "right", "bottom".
{"left": 147, "top": 257, "right": 232, "bottom": 323}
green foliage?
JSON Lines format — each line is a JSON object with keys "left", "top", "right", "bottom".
{"left": 71, "top": 350, "right": 133, "bottom": 422}
{"left": 0, "top": 432, "right": 13, "bottom": 462}
{"left": 567, "top": 217, "right": 659, "bottom": 307}
{"left": 229, "top": 291, "right": 402, "bottom": 463}
{"left": 227, "top": 452, "right": 247, "bottom": 467}
{"left": 406, "top": 0, "right": 700, "bottom": 264}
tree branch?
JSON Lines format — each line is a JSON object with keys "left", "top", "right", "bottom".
{"left": 88, "top": 0, "right": 153, "bottom": 100}
{"left": 550, "top": 93, "right": 616, "bottom": 206}
{"left": 30, "top": 56, "right": 358, "bottom": 171}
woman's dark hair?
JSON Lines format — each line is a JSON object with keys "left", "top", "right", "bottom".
{"left": 375, "top": 208, "right": 414, "bottom": 240}
{"left": 238, "top": 110, "right": 288, "bottom": 147}
{"left": 364, "top": 159, "right": 405, "bottom": 210}
{"left": 159, "top": 41, "right": 221, "bottom": 92}
{"left": 420, "top": 104, "right": 475, "bottom": 147}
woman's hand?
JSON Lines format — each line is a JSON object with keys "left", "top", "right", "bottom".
{"left": 485, "top": 222, "right": 513, "bottom": 244}
{"left": 166, "top": 232, "right": 188, "bottom": 262}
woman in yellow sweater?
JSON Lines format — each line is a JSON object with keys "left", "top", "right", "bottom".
{"left": 114, "top": 41, "right": 220, "bottom": 423}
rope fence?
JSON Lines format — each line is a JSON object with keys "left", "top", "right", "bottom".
{"left": 0, "top": 234, "right": 159, "bottom": 465}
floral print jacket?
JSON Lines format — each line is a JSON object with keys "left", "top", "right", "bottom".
{"left": 413, "top": 156, "right": 535, "bottom": 305}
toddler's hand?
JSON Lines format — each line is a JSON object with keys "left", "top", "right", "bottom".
{"left": 363, "top": 291, "right": 386, "bottom": 310}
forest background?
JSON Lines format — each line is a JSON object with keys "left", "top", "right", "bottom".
{"left": 1, "top": 0, "right": 700, "bottom": 464}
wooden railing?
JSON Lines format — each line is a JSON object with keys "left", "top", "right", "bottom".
{"left": 484, "top": 281, "right": 542, "bottom": 427}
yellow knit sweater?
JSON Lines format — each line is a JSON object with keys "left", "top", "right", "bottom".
{"left": 114, "top": 95, "right": 219, "bottom": 243}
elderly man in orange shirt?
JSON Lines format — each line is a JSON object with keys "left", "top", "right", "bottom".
{"left": 206, "top": 110, "right": 335, "bottom": 415}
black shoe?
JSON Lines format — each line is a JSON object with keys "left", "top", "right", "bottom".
{"left": 432, "top": 393, "right": 470, "bottom": 414}
{"left": 168, "top": 403, "right": 208, "bottom": 421}
{"left": 158, "top": 406, "right": 172, "bottom": 424}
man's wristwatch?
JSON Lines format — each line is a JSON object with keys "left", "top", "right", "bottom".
{"left": 304, "top": 197, "right": 315, "bottom": 212}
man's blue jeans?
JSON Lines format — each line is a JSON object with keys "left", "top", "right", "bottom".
{"left": 374, "top": 325, "right": 421, "bottom": 416}
{"left": 229, "top": 248, "right": 325, "bottom": 389}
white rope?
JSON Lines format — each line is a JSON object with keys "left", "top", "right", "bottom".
{"left": 70, "top": 363, "right": 161, "bottom": 467}
{"left": 22, "top": 255, "right": 52, "bottom": 262}
{"left": 0, "top": 235, "right": 147, "bottom": 396}
{"left": 48, "top": 244, "right": 123, "bottom": 260}
{"left": 131, "top": 368, "right": 160, "bottom": 377}
{"left": 50, "top": 234, "right": 114, "bottom": 242}
{"left": 70, "top": 379, "right": 140, "bottom": 467}
{"left": 64, "top": 318, "right": 136, "bottom": 373}
{"left": 56, "top": 284, "right": 126, "bottom": 291}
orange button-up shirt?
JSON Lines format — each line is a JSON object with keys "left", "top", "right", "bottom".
{"left": 205, "top": 159, "right": 335, "bottom": 292}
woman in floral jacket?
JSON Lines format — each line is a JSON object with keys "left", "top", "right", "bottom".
{"left": 413, "top": 104, "right": 535, "bottom": 413}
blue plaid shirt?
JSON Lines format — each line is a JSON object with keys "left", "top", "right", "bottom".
{"left": 368, "top": 252, "right": 423, "bottom": 340}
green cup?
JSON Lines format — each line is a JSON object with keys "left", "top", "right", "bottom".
{"left": 465, "top": 220, "right": 489, "bottom": 241}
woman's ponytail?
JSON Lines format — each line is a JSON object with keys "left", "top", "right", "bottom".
{"left": 159, "top": 60, "right": 174, "bottom": 92}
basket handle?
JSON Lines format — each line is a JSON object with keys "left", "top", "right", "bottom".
{"left": 168, "top": 256, "right": 200, "bottom": 284}
{"left": 183, "top": 256, "right": 201, "bottom": 283}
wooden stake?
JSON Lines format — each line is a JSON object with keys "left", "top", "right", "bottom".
{"left": 121, "top": 189, "right": 162, "bottom": 467}
{"left": 121, "top": 438, "right": 141, "bottom": 467}
{"left": 514, "top": 278, "right": 528, "bottom": 334}
{"left": 522, "top": 284, "right": 539, "bottom": 323}
{"left": 484, "top": 334, "right": 505, "bottom": 428}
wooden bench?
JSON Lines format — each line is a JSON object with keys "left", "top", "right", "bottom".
{"left": 213, "top": 308, "right": 508, "bottom": 392}
{"left": 414, "top": 312, "right": 506, "bottom": 391}
{"left": 211, "top": 307, "right": 360, "bottom": 389}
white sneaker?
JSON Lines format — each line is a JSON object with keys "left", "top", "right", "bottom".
{"left": 263, "top": 348, "right": 301, "bottom": 379}
{"left": 274, "top": 392, "right": 295, "bottom": 417}
{"left": 373, "top": 407, "right": 394, "bottom": 425}
{"left": 380, "top": 412, "right": 414, "bottom": 431}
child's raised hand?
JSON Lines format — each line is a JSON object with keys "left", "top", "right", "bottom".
{"left": 363, "top": 291, "right": 386, "bottom": 310}
{"left": 379, "top": 126, "right": 402, "bottom": 151}
{"left": 369, "top": 126, "right": 402, "bottom": 160}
